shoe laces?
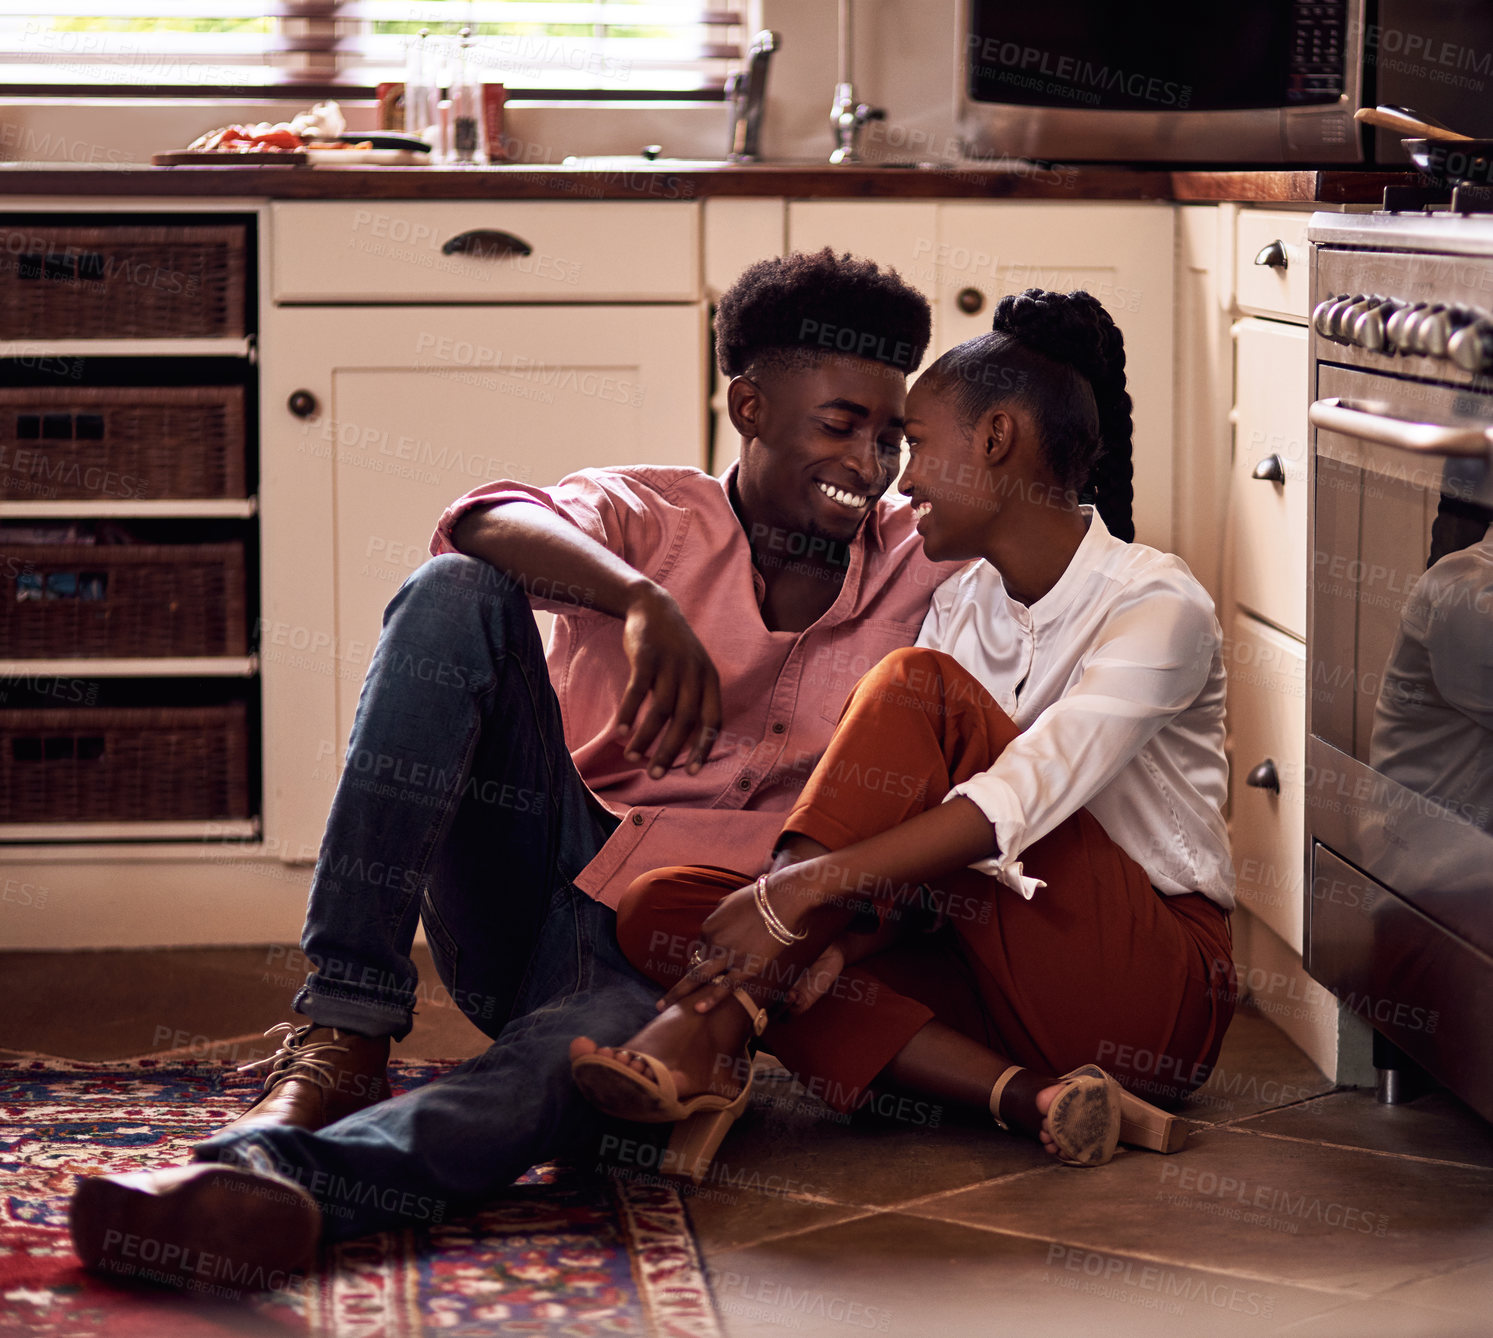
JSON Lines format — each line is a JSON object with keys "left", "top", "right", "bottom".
{"left": 236, "top": 1022, "right": 351, "bottom": 1095}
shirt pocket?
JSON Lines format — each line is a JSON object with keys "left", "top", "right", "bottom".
{"left": 807, "top": 619, "right": 923, "bottom": 724}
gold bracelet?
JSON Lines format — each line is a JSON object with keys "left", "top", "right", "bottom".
{"left": 753, "top": 874, "right": 806, "bottom": 945}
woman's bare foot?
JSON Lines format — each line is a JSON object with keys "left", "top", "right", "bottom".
{"left": 569, "top": 982, "right": 752, "bottom": 1106}
{"left": 994, "top": 1070, "right": 1087, "bottom": 1159}
{"left": 1034, "top": 1083, "right": 1064, "bottom": 1157}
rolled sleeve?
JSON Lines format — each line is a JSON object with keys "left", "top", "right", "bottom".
{"left": 429, "top": 470, "right": 678, "bottom": 612}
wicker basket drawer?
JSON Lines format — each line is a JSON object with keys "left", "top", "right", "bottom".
{"left": 0, "top": 703, "right": 250, "bottom": 823}
{"left": 0, "top": 386, "right": 247, "bottom": 501}
{"left": 1, "top": 542, "right": 247, "bottom": 658}
{"left": 0, "top": 223, "right": 248, "bottom": 339}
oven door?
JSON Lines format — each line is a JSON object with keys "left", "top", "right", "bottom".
{"left": 1306, "top": 368, "right": 1493, "bottom": 1114}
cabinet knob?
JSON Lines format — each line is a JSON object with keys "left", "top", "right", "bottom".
{"left": 1251, "top": 453, "right": 1286, "bottom": 484}
{"left": 287, "top": 389, "right": 318, "bottom": 419}
{"left": 956, "top": 286, "right": 985, "bottom": 315}
{"left": 441, "top": 229, "right": 534, "bottom": 259}
{"left": 1254, "top": 239, "right": 1288, "bottom": 270}
{"left": 1246, "top": 759, "right": 1280, "bottom": 793}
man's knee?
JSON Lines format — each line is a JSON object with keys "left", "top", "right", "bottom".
{"left": 383, "top": 552, "right": 530, "bottom": 640}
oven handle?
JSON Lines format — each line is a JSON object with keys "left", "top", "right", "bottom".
{"left": 1308, "top": 398, "right": 1493, "bottom": 458}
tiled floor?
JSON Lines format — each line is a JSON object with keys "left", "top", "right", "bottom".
{"left": 4, "top": 948, "right": 1491, "bottom": 1337}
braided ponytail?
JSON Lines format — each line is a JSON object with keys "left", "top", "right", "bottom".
{"left": 988, "top": 289, "right": 1135, "bottom": 542}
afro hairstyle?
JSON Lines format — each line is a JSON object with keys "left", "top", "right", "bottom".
{"left": 713, "top": 247, "right": 931, "bottom": 378}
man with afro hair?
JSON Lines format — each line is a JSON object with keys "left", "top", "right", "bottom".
{"left": 69, "top": 248, "right": 959, "bottom": 1287}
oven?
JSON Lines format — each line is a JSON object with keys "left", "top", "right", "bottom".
{"left": 1307, "top": 207, "right": 1493, "bottom": 1121}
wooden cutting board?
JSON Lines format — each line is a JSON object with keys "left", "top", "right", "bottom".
{"left": 151, "top": 150, "right": 309, "bottom": 166}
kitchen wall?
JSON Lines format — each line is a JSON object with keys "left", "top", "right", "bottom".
{"left": 0, "top": 2, "right": 964, "bottom": 167}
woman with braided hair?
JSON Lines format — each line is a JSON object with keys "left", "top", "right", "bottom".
{"left": 571, "top": 288, "right": 1235, "bottom": 1177}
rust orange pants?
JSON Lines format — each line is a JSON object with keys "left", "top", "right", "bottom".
{"left": 616, "top": 647, "right": 1236, "bottom": 1114}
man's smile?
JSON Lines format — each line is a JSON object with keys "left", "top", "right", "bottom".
{"left": 816, "top": 479, "right": 870, "bottom": 511}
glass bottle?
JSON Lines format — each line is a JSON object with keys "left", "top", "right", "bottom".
{"left": 404, "top": 27, "right": 439, "bottom": 151}
{"left": 448, "top": 26, "right": 487, "bottom": 165}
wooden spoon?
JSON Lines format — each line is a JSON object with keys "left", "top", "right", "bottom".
{"left": 1355, "top": 106, "right": 1472, "bottom": 142}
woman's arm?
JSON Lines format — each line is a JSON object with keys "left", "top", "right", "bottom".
{"left": 664, "top": 796, "right": 995, "bottom": 1011}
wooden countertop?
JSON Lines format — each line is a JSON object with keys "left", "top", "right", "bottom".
{"left": 0, "top": 161, "right": 1414, "bottom": 204}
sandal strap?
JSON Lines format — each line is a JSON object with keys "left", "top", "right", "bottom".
{"left": 731, "top": 987, "right": 768, "bottom": 1037}
{"left": 613, "top": 1048, "right": 682, "bottom": 1107}
{"left": 988, "top": 1064, "right": 1025, "bottom": 1133}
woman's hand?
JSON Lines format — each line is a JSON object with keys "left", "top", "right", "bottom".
{"left": 659, "top": 871, "right": 817, "bottom": 1014}
{"left": 783, "top": 939, "right": 849, "bottom": 1016}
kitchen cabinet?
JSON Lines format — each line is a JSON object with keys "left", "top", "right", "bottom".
{"left": 260, "top": 202, "right": 709, "bottom": 857}
{"left": 786, "top": 201, "right": 1176, "bottom": 550}
{"left": 0, "top": 207, "right": 261, "bottom": 847}
{"left": 1220, "top": 204, "right": 1352, "bottom": 1079}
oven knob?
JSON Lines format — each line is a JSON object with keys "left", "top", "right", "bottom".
{"left": 1449, "top": 319, "right": 1493, "bottom": 373}
{"left": 1352, "top": 301, "right": 1389, "bottom": 352}
{"left": 1313, "top": 294, "right": 1346, "bottom": 339}
{"left": 1421, "top": 307, "right": 1453, "bottom": 357}
{"left": 1385, "top": 301, "right": 1421, "bottom": 353}
{"left": 1342, "top": 296, "right": 1381, "bottom": 344}
{"left": 1406, "top": 303, "right": 1448, "bottom": 356}
{"left": 1329, "top": 295, "right": 1366, "bottom": 341}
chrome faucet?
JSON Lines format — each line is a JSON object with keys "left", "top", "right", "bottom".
{"left": 828, "top": 0, "right": 883, "bottom": 163}
{"left": 830, "top": 85, "right": 884, "bottom": 164}
{"left": 726, "top": 30, "right": 778, "bottom": 162}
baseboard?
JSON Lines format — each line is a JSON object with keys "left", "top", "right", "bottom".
{"left": 1231, "top": 905, "right": 1374, "bottom": 1087}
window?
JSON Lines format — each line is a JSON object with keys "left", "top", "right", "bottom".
{"left": 0, "top": 2, "right": 743, "bottom": 96}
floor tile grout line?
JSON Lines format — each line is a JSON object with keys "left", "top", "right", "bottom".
{"left": 875, "top": 1217, "right": 1383, "bottom": 1300}
{"left": 696, "top": 1205, "right": 884, "bottom": 1255}
{"left": 1203, "top": 1122, "right": 1493, "bottom": 1173}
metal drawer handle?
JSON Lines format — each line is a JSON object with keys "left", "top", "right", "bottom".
{"left": 1254, "top": 239, "right": 1288, "bottom": 270}
{"left": 1308, "top": 398, "right": 1493, "bottom": 458}
{"left": 1246, "top": 759, "right": 1280, "bottom": 793}
{"left": 441, "top": 229, "right": 534, "bottom": 259}
{"left": 1251, "top": 453, "right": 1286, "bottom": 484}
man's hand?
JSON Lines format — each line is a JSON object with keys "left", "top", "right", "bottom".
{"left": 611, "top": 583, "right": 723, "bottom": 778}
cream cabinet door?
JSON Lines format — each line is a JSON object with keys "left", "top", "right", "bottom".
{"left": 788, "top": 201, "right": 1176, "bottom": 550}
{"left": 260, "top": 303, "right": 707, "bottom": 855}
{"left": 1229, "top": 318, "right": 1309, "bottom": 640}
{"left": 1227, "top": 613, "right": 1307, "bottom": 952}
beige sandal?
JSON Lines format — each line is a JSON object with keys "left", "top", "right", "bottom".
{"left": 1064, "top": 1063, "right": 1191, "bottom": 1154}
{"left": 990, "top": 1064, "right": 1122, "bottom": 1167}
{"left": 572, "top": 986, "right": 768, "bottom": 1185}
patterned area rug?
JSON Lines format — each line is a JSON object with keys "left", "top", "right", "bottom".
{"left": 0, "top": 1058, "right": 721, "bottom": 1337}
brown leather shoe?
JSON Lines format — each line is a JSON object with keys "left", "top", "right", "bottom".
{"left": 223, "top": 1022, "right": 391, "bottom": 1133}
{"left": 70, "top": 1162, "right": 320, "bottom": 1295}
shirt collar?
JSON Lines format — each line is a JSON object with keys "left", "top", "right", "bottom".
{"left": 1027, "top": 505, "right": 1112, "bottom": 623}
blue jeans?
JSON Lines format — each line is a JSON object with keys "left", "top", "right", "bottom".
{"left": 196, "top": 554, "right": 661, "bottom": 1240}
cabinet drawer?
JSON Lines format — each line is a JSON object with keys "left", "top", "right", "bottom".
{"left": 1231, "top": 318, "right": 1308, "bottom": 639}
{"left": 1235, "top": 208, "right": 1311, "bottom": 322}
{"left": 1227, "top": 614, "right": 1306, "bottom": 951}
{"left": 271, "top": 202, "right": 700, "bottom": 303}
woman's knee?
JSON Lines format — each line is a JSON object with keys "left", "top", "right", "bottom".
{"left": 616, "top": 867, "right": 735, "bottom": 981}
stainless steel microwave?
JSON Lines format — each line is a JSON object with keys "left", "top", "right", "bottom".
{"left": 957, "top": 0, "right": 1493, "bottom": 165}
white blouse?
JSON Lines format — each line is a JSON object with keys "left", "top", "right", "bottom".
{"left": 917, "top": 509, "right": 1236, "bottom": 908}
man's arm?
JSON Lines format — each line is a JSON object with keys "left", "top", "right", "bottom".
{"left": 451, "top": 501, "right": 722, "bottom": 778}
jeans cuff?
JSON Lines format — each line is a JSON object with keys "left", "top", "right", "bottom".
{"left": 292, "top": 984, "right": 414, "bottom": 1042}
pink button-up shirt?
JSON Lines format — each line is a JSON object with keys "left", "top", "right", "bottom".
{"left": 432, "top": 463, "right": 960, "bottom": 908}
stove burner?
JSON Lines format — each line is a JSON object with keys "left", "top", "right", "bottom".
{"left": 1451, "top": 184, "right": 1493, "bottom": 216}
{"left": 1381, "top": 183, "right": 1451, "bottom": 213}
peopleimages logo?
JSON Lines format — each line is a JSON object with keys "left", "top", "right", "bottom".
{"left": 967, "top": 35, "right": 1192, "bottom": 108}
